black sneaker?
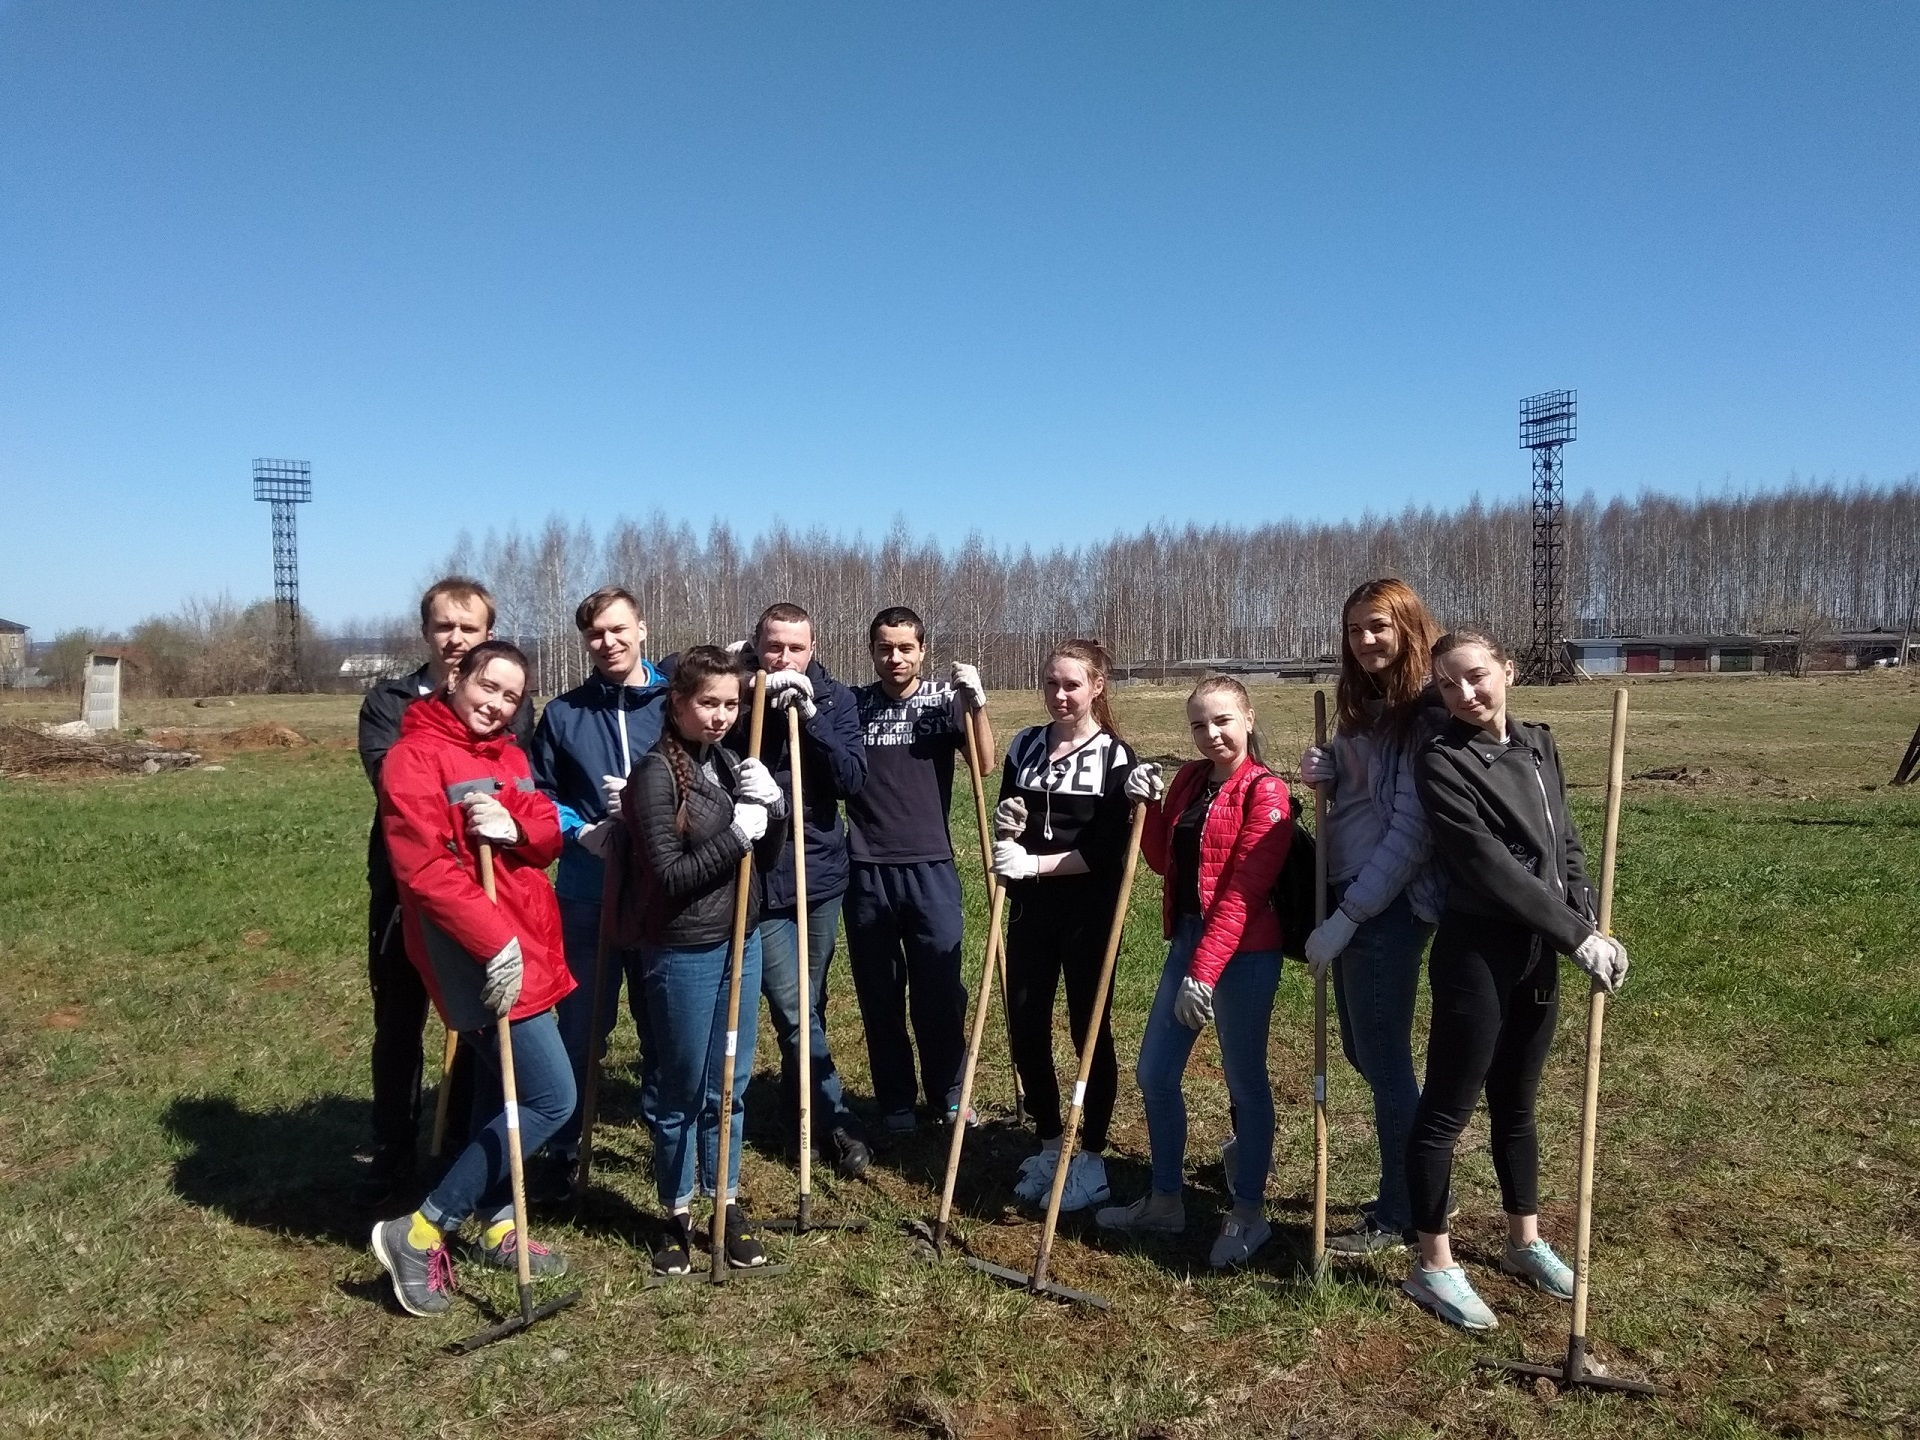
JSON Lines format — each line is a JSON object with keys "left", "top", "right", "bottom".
{"left": 352, "top": 1148, "right": 416, "bottom": 1210}
{"left": 1326, "top": 1212, "right": 1410, "bottom": 1255}
{"left": 524, "top": 1152, "right": 578, "bottom": 1210}
{"left": 722, "top": 1204, "right": 767, "bottom": 1268}
{"left": 651, "top": 1214, "right": 694, "bottom": 1276}
{"left": 829, "top": 1126, "right": 872, "bottom": 1180}
{"left": 371, "top": 1216, "right": 457, "bottom": 1317}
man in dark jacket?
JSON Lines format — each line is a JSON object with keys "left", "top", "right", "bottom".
{"left": 730, "top": 602, "right": 872, "bottom": 1177}
{"left": 527, "top": 586, "right": 670, "bottom": 1200}
{"left": 357, "top": 577, "right": 533, "bottom": 1207}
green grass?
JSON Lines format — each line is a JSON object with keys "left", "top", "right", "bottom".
{"left": 1, "top": 679, "right": 1917, "bottom": 1436}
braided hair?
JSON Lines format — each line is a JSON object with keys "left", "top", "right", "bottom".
{"left": 661, "top": 645, "right": 746, "bottom": 833}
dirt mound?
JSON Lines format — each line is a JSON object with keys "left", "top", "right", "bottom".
{"left": 221, "top": 722, "right": 309, "bottom": 750}
{"left": 0, "top": 723, "right": 201, "bottom": 778}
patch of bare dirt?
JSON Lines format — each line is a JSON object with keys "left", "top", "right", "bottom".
{"left": 42, "top": 1006, "right": 85, "bottom": 1030}
{"left": 222, "top": 721, "right": 309, "bottom": 750}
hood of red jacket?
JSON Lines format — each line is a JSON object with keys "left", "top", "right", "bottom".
{"left": 398, "top": 691, "right": 521, "bottom": 759}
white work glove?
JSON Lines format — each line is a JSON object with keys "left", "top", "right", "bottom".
{"left": 991, "top": 839, "right": 1039, "bottom": 881}
{"left": 1124, "top": 763, "right": 1164, "bottom": 803}
{"left": 764, "top": 670, "right": 817, "bottom": 718}
{"left": 1173, "top": 976, "right": 1215, "bottom": 1030}
{"left": 462, "top": 792, "right": 521, "bottom": 846}
{"left": 732, "top": 800, "right": 769, "bottom": 843}
{"left": 576, "top": 819, "right": 615, "bottom": 859}
{"left": 1303, "top": 907, "right": 1360, "bottom": 978}
{"left": 737, "top": 757, "right": 782, "bottom": 806}
{"left": 950, "top": 661, "right": 987, "bottom": 710}
{"left": 601, "top": 774, "right": 627, "bottom": 819}
{"left": 1299, "top": 746, "right": 1335, "bottom": 786}
{"left": 993, "top": 796, "right": 1028, "bottom": 840}
{"left": 481, "top": 937, "right": 524, "bottom": 1016}
{"left": 1572, "top": 933, "right": 1631, "bottom": 994}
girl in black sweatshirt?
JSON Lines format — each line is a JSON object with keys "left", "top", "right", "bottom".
{"left": 1402, "top": 629, "right": 1630, "bottom": 1332}
{"left": 990, "top": 639, "right": 1141, "bottom": 1215}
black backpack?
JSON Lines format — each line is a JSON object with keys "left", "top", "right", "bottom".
{"left": 1236, "top": 766, "right": 1318, "bottom": 960}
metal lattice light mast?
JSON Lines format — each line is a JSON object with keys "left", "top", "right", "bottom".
{"left": 253, "top": 459, "right": 312, "bottom": 689}
{"left": 1519, "top": 391, "right": 1576, "bottom": 685}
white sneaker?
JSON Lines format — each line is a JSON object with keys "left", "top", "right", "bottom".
{"left": 1056, "top": 1150, "right": 1111, "bottom": 1213}
{"left": 1012, "top": 1146, "right": 1061, "bottom": 1205}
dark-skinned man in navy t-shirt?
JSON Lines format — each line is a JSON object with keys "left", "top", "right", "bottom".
{"left": 844, "top": 605, "right": 995, "bottom": 1134}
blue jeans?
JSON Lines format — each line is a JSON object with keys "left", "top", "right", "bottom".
{"left": 759, "top": 895, "right": 860, "bottom": 1136}
{"left": 421, "top": 1008, "right": 574, "bottom": 1233}
{"left": 552, "top": 897, "right": 653, "bottom": 1154}
{"left": 1135, "top": 916, "right": 1282, "bottom": 1207}
{"left": 643, "top": 932, "right": 762, "bottom": 1209}
{"left": 1330, "top": 886, "right": 1432, "bottom": 1233}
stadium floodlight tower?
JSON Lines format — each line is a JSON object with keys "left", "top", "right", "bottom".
{"left": 1519, "top": 391, "right": 1576, "bottom": 685}
{"left": 253, "top": 458, "right": 312, "bottom": 690}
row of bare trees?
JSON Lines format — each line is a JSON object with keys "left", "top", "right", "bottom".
{"left": 438, "top": 478, "right": 1920, "bottom": 693}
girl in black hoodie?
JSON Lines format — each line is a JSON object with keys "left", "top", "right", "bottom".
{"left": 1403, "top": 629, "right": 1630, "bottom": 1332}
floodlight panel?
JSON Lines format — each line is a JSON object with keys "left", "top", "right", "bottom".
{"left": 1519, "top": 390, "right": 1577, "bottom": 449}
{"left": 252, "top": 457, "right": 312, "bottom": 503}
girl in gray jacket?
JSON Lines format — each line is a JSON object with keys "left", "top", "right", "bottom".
{"left": 1297, "top": 578, "right": 1446, "bottom": 1254}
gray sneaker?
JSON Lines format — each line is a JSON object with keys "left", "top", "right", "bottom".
{"left": 1094, "top": 1192, "right": 1186, "bottom": 1234}
{"left": 1326, "top": 1212, "right": 1410, "bottom": 1255}
{"left": 477, "top": 1223, "right": 570, "bottom": 1278}
{"left": 371, "top": 1216, "right": 457, "bottom": 1317}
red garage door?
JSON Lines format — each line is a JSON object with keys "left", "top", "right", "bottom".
{"left": 1624, "top": 647, "right": 1660, "bottom": 673}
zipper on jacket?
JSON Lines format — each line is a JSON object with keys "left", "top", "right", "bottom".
{"left": 1527, "top": 749, "right": 1563, "bottom": 898}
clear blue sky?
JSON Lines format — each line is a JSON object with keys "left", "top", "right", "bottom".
{"left": 3, "top": 2, "right": 1915, "bottom": 635}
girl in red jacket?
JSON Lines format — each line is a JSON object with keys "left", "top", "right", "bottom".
{"left": 1095, "top": 676, "right": 1293, "bottom": 1268}
{"left": 369, "top": 641, "right": 576, "bottom": 1318}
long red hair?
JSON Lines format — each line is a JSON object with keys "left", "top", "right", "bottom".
{"left": 1046, "top": 639, "right": 1121, "bottom": 740}
{"left": 1335, "top": 578, "right": 1442, "bottom": 737}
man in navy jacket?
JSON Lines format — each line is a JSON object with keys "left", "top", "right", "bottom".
{"left": 527, "top": 586, "right": 671, "bottom": 1201}
{"left": 730, "top": 602, "right": 872, "bottom": 1177}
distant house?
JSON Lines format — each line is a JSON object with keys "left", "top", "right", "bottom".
{"left": 0, "top": 618, "right": 26, "bottom": 687}
{"left": 339, "top": 653, "right": 407, "bottom": 689}
{"left": 1568, "top": 630, "right": 1918, "bottom": 676}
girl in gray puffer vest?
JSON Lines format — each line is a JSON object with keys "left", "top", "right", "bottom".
{"left": 1297, "top": 578, "right": 1447, "bottom": 1254}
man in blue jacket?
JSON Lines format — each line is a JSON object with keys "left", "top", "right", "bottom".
{"left": 732, "top": 601, "right": 872, "bottom": 1178}
{"left": 528, "top": 585, "right": 671, "bottom": 1203}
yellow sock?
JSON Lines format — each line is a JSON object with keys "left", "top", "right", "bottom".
{"left": 483, "top": 1218, "right": 515, "bottom": 1249}
{"left": 407, "top": 1212, "right": 442, "bottom": 1250}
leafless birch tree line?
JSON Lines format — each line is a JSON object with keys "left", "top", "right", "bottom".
{"left": 440, "top": 479, "right": 1920, "bottom": 693}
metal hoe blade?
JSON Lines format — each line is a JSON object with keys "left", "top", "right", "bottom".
{"left": 963, "top": 1256, "right": 1110, "bottom": 1311}
{"left": 644, "top": 1262, "right": 792, "bottom": 1290}
{"left": 1477, "top": 1339, "right": 1657, "bottom": 1398}
{"left": 448, "top": 1288, "right": 580, "bottom": 1355}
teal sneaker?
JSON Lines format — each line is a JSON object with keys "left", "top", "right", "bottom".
{"left": 1500, "top": 1238, "right": 1575, "bottom": 1300}
{"left": 1402, "top": 1263, "right": 1498, "bottom": 1331}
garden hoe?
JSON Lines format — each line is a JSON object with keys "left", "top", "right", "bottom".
{"left": 645, "top": 670, "right": 790, "bottom": 1287}
{"left": 963, "top": 802, "right": 1147, "bottom": 1311}
{"left": 1477, "top": 689, "right": 1657, "bottom": 1398}
{"left": 915, "top": 708, "right": 1011, "bottom": 1259}
{"left": 1310, "top": 690, "right": 1331, "bottom": 1281}
{"left": 428, "top": 1027, "right": 459, "bottom": 1158}
{"left": 917, "top": 714, "right": 1021, "bottom": 1259}
{"left": 765, "top": 703, "right": 867, "bottom": 1238}
{"left": 450, "top": 843, "right": 581, "bottom": 1354}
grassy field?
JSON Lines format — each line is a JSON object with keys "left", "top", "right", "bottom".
{"left": 2, "top": 673, "right": 1917, "bottom": 1437}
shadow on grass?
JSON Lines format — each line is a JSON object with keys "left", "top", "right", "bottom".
{"left": 163, "top": 1092, "right": 374, "bottom": 1245}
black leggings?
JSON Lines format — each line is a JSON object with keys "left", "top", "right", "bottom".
{"left": 1003, "top": 885, "right": 1118, "bottom": 1153}
{"left": 1405, "top": 912, "right": 1560, "bottom": 1234}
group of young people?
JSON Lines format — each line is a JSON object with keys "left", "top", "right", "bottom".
{"left": 357, "top": 573, "right": 1629, "bottom": 1335}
